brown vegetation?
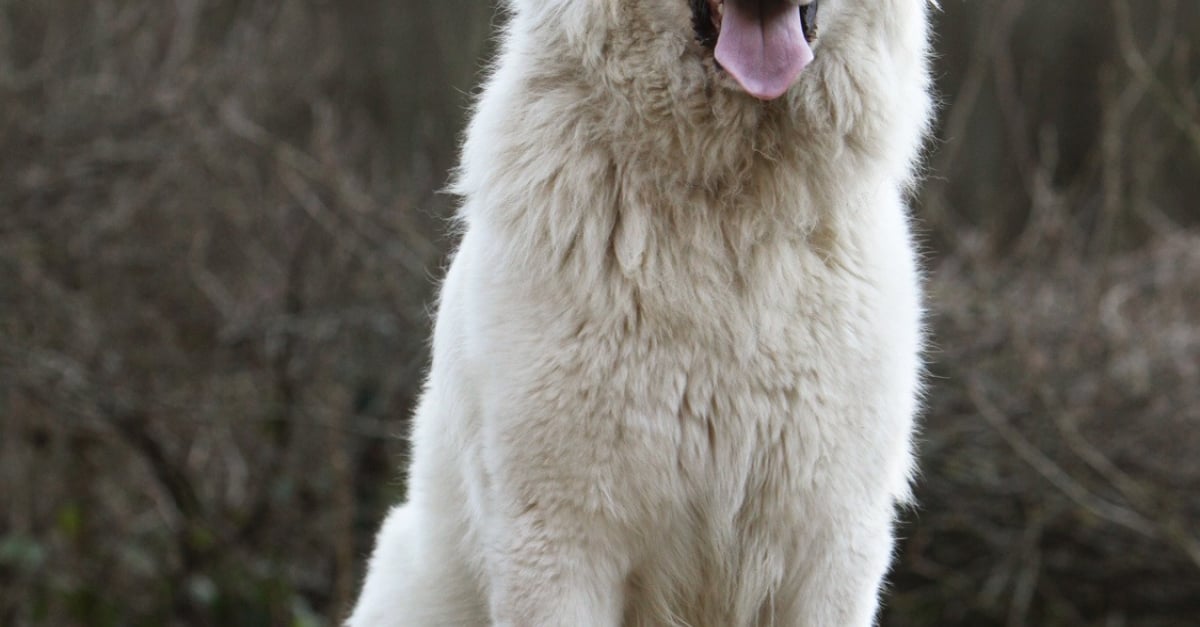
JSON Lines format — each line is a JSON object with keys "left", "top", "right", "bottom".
{"left": 1, "top": 1, "right": 1197, "bottom": 625}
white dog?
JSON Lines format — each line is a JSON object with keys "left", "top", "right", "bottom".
{"left": 348, "top": 0, "right": 933, "bottom": 625}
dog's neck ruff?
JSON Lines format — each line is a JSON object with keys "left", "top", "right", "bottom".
{"left": 456, "top": 0, "right": 935, "bottom": 246}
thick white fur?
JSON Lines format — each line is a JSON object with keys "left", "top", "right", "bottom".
{"left": 348, "top": 0, "right": 933, "bottom": 625}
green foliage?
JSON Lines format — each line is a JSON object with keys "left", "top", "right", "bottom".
{"left": 0, "top": 534, "right": 46, "bottom": 574}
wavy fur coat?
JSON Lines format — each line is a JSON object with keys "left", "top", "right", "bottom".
{"left": 348, "top": 0, "right": 934, "bottom": 625}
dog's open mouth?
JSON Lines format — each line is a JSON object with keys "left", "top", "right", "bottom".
{"left": 692, "top": 0, "right": 819, "bottom": 101}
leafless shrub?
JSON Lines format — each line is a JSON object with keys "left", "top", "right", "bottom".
{"left": 1, "top": 1, "right": 491, "bottom": 624}
{"left": 887, "top": 1, "right": 1200, "bottom": 625}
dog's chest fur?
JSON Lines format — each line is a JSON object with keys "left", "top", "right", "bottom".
{"left": 445, "top": 156, "right": 918, "bottom": 622}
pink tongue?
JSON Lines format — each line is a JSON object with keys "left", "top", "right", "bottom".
{"left": 714, "top": 1, "right": 813, "bottom": 101}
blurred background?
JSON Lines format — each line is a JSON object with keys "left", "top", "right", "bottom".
{"left": 1, "top": 0, "right": 1197, "bottom": 625}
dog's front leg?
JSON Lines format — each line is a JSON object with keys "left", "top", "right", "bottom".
{"left": 478, "top": 417, "right": 631, "bottom": 627}
{"left": 484, "top": 499, "right": 628, "bottom": 627}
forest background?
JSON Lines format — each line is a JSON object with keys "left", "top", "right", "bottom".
{"left": 2, "top": 1, "right": 1198, "bottom": 625}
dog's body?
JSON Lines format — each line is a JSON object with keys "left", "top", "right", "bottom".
{"left": 349, "top": 1, "right": 933, "bottom": 625}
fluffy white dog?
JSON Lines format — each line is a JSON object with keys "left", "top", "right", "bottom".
{"left": 348, "top": 0, "right": 933, "bottom": 625}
